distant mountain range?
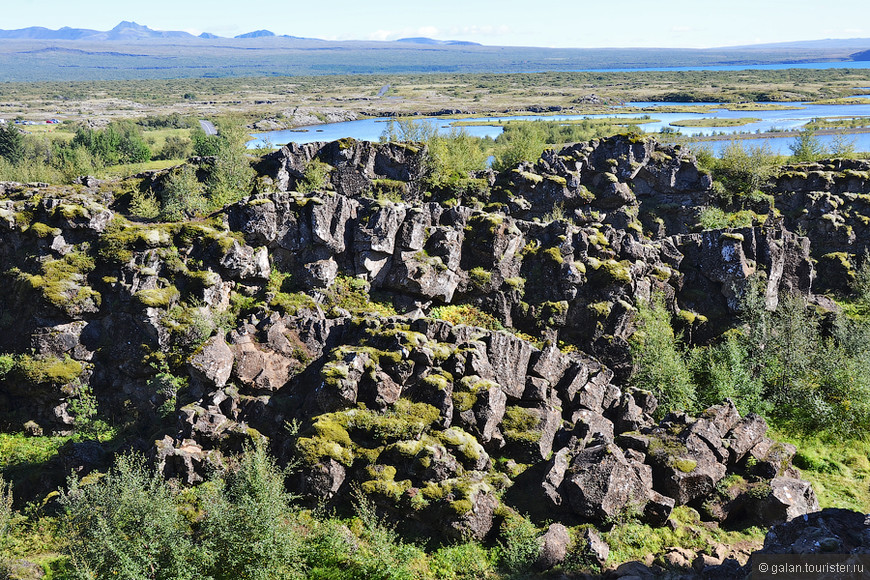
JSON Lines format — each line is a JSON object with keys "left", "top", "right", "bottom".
{"left": 0, "top": 21, "right": 868, "bottom": 82}
{"left": 0, "top": 21, "right": 469, "bottom": 43}
{"left": 396, "top": 37, "right": 481, "bottom": 46}
{"left": 0, "top": 21, "right": 315, "bottom": 41}
{"left": 0, "top": 21, "right": 196, "bottom": 41}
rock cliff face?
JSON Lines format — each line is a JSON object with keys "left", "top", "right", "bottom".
{"left": 0, "top": 134, "right": 855, "bottom": 540}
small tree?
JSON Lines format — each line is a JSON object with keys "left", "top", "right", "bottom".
{"left": 0, "top": 124, "right": 24, "bottom": 164}
{"left": 492, "top": 122, "right": 546, "bottom": 171}
{"left": 0, "top": 477, "right": 13, "bottom": 577}
{"left": 425, "top": 128, "right": 488, "bottom": 190}
{"left": 59, "top": 454, "right": 200, "bottom": 580}
{"left": 201, "top": 442, "right": 304, "bottom": 580}
{"left": 715, "top": 140, "right": 778, "bottom": 198}
{"left": 830, "top": 133, "right": 857, "bottom": 159}
{"left": 202, "top": 119, "right": 255, "bottom": 208}
{"left": 629, "top": 295, "right": 696, "bottom": 416}
{"left": 158, "top": 135, "right": 193, "bottom": 160}
{"left": 160, "top": 165, "right": 207, "bottom": 221}
{"left": 789, "top": 129, "right": 825, "bottom": 162}
{"left": 379, "top": 118, "right": 438, "bottom": 143}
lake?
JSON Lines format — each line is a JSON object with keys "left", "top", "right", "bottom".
{"left": 247, "top": 99, "right": 870, "bottom": 157}
{"left": 579, "top": 61, "right": 870, "bottom": 73}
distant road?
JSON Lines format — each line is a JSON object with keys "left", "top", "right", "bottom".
{"left": 377, "top": 84, "right": 391, "bottom": 98}
{"left": 199, "top": 120, "right": 217, "bottom": 135}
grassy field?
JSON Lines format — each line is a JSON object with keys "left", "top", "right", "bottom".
{"left": 2, "top": 68, "right": 870, "bottom": 129}
{"left": 670, "top": 117, "right": 762, "bottom": 127}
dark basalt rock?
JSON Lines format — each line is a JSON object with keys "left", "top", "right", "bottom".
{"left": 0, "top": 134, "right": 849, "bottom": 543}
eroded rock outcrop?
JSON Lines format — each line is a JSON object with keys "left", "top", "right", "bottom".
{"left": 0, "top": 134, "right": 848, "bottom": 542}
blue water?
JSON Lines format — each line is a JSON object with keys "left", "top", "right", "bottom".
{"left": 247, "top": 97, "right": 870, "bottom": 157}
{"left": 581, "top": 61, "right": 870, "bottom": 73}
{"left": 687, "top": 133, "right": 870, "bottom": 157}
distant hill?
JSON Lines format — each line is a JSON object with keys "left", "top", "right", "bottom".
{"left": 396, "top": 37, "right": 481, "bottom": 46}
{"left": 729, "top": 37, "right": 870, "bottom": 51}
{"left": 234, "top": 30, "right": 275, "bottom": 39}
{"left": 0, "top": 21, "right": 869, "bottom": 81}
{"left": 0, "top": 21, "right": 197, "bottom": 41}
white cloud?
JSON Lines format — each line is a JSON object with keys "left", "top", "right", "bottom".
{"left": 367, "top": 29, "right": 395, "bottom": 41}
{"left": 446, "top": 24, "right": 512, "bottom": 38}
{"left": 416, "top": 26, "right": 439, "bottom": 37}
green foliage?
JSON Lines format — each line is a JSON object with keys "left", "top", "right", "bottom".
{"left": 425, "top": 129, "right": 489, "bottom": 190}
{"left": 492, "top": 123, "right": 546, "bottom": 172}
{"left": 429, "top": 542, "right": 495, "bottom": 580}
{"left": 495, "top": 513, "right": 539, "bottom": 576}
{"left": 829, "top": 133, "right": 858, "bottom": 158}
{"left": 59, "top": 453, "right": 201, "bottom": 580}
{"left": 709, "top": 140, "right": 779, "bottom": 201}
{"left": 125, "top": 183, "right": 161, "bottom": 219}
{"left": 487, "top": 118, "right": 643, "bottom": 159}
{"left": 160, "top": 165, "right": 207, "bottom": 221}
{"left": 853, "top": 250, "right": 870, "bottom": 308}
{"left": 735, "top": 279, "right": 870, "bottom": 436}
{"left": 0, "top": 433, "right": 70, "bottom": 471}
{"left": 192, "top": 127, "right": 223, "bottom": 157}
{"left": 305, "top": 490, "right": 423, "bottom": 580}
{"left": 0, "top": 477, "right": 11, "bottom": 578}
{"left": 689, "top": 333, "right": 769, "bottom": 417}
{"left": 697, "top": 207, "right": 759, "bottom": 230}
{"left": 430, "top": 304, "right": 504, "bottom": 331}
{"left": 788, "top": 129, "right": 825, "bottom": 162}
{"left": 204, "top": 120, "right": 256, "bottom": 208}
{"left": 776, "top": 431, "right": 870, "bottom": 512}
{"left": 67, "top": 381, "right": 112, "bottom": 440}
{"left": 201, "top": 443, "right": 304, "bottom": 580}
{"left": 148, "top": 371, "right": 187, "bottom": 419}
{"left": 71, "top": 121, "right": 152, "bottom": 166}
{"left": 629, "top": 295, "right": 696, "bottom": 417}
{"left": 157, "top": 134, "right": 193, "bottom": 160}
{"left": 326, "top": 275, "right": 397, "bottom": 317}
{"left": 298, "top": 159, "right": 333, "bottom": 193}
{"left": 602, "top": 506, "right": 763, "bottom": 566}
{"left": 0, "top": 124, "right": 25, "bottom": 165}
{"left": 380, "top": 119, "right": 438, "bottom": 144}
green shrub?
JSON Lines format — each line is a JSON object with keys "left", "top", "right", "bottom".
{"left": 129, "top": 187, "right": 160, "bottom": 219}
{"left": 629, "top": 295, "right": 696, "bottom": 416}
{"left": 430, "top": 304, "right": 503, "bottom": 331}
{"left": 59, "top": 453, "right": 201, "bottom": 580}
{"left": 160, "top": 165, "right": 207, "bottom": 221}
{"left": 492, "top": 123, "right": 546, "bottom": 171}
{"left": 298, "top": 159, "right": 333, "bottom": 193}
{"left": 690, "top": 333, "right": 768, "bottom": 417}
{"left": 306, "top": 491, "right": 422, "bottom": 580}
{"left": 0, "top": 477, "right": 11, "bottom": 578}
{"left": 789, "top": 129, "right": 825, "bottom": 162}
{"left": 495, "top": 513, "right": 539, "bottom": 576}
{"left": 425, "top": 129, "right": 489, "bottom": 190}
{"left": 711, "top": 140, "right": 779, "bottom": 201}
{"left": 430, "top": 542, "right": 495, "bottom": 579}
{"left": 201, "top": 443, "right": 304, "bottom": 580}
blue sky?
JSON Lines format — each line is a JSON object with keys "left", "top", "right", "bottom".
{"left": 5, "top": 0, "right": 868, "bottom": 48}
